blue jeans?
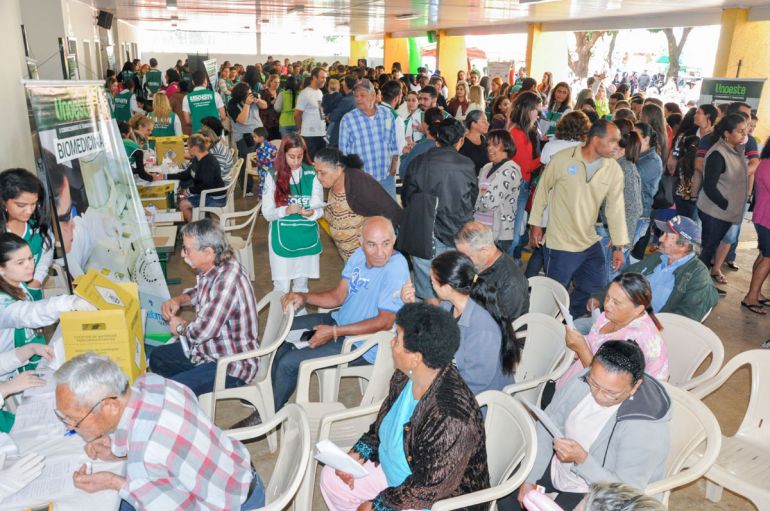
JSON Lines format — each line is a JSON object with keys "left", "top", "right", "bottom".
{"left": 118, "top": 469, "right": 265, "bottom": 511}
{"left": 412, "top": 237, "right": 452, "bottom": 300}
{"left": 148, "top": 341, "right": 246, "bottom": 396}
{"left": 270, "top": 313, "right": 370, "bottom": 410}
{"left": 698, "top": 208, "right": 732, "bottom": 267}
{"left": 595, "top": 225, "right": 622, "bottom": 286}
{"left": 279, "top": 126, "right": 297, "bottom": 138}
{"left": 378, "top": 175, "right": 396, "bottom": 198}
{"left": 543, "top": 242, "right": 606, "bottom": 318}
{"left": 509, "top": 180, "right": 530, "bottom": 258}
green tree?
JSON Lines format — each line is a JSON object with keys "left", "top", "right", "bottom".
{"left": 649, "top": 27, "right": 694, "bottom": 85}
{"left": 568, "top": 31, "right": 605, "bottom": 80}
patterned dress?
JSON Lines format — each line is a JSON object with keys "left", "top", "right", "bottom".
{"left": 324, "top": 189, "right": 365, "bottom": 261}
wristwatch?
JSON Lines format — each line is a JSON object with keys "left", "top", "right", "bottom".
{"left": 176, "top": 323, "right": 185, "bottom": 335}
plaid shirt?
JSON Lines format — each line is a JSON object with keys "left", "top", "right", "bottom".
{"left": 182, "top": 259, "right": 259, "bottom": 382}
{"left": 339, "top": 105, "right": 399, "bottom": 181}
{"left": 111, "top": 374, "right": 252, "bottom": 510}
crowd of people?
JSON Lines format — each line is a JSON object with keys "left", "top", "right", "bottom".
{"left": 0, "top": 53, "right": 767, "bottom": 510}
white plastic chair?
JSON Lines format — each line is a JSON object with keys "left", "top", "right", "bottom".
{"left": 199, "top": 290, "right": 294, "bottom": 453}
{"left": 643, "top": 382, "right": 721, "bottom": 505}
{"left": 503, "top": 313, "right": 571, "bottom": 406}
{"left": 528, "top": 276, "right": 569, "bottom": 319}
{"left": 431, "top": 391, "right": 538, "bottom": 510}
{"left": 292, "top": 331, "right": 394, "bottom": 511}
{"left": 226, "top": 404, "right": 311, "bottom": 511}
{"left": 242, "top": 150, "right": 259, "bottom": 198}
{"left": 193, "top": 157, "right": 243, "bottom": 220}
{"left": 212, "top": 202, "right": 261, "bottom": 280}
{"left": 656, "top": 312, "right": 724, "bottom": 390}
{"left": 690, "top": 350, "right": 770, "bottom": 510}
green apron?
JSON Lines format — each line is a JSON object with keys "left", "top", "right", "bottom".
{"left": 22, "top": 222, "right": 44, "bottom": 301}
{"left": 270, "top": 165, "right": 321, "bottom": 258}
{"left": 113, "top": 90, "right": 132, "bottom": 122}
{"left": 187, "top": 89, "right": 219, "bottom": 132}
{"left": 150, "top": 112, "right": 177, "bottom": 137}
{"left": 144, "top": 69, "right": 163, "bottom": 95}
{"left": 123, "top": 138, "right": 141, "bottom": 166}
{"left": 5, "top": 287, "right": 46, "bottom": 373}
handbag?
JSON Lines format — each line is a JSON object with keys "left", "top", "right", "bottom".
{"left": 653, "top": 170, "right": 678, "bottom": 209}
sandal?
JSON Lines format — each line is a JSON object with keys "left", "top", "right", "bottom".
{"left": 759, "top": 298, "right": 770, "bottom": 306}
{"left": 711, "top": 273, "right": 728, "bottom": 285}
{"left": 741, "top": 302, "right": 767, "bottom": 315}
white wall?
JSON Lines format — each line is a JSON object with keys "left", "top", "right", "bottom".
{"left": 62, "top": 0, "right": 99, "bottom": 79}
{"left": 20, "top": 0, "right": 66, "bottom": 80}
{"left": 0, "top": 0, "right": 35, "bottom": 170}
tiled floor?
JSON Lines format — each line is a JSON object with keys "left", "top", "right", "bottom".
{"left": 167, "top": 195, "right": 768, "bottom": 510}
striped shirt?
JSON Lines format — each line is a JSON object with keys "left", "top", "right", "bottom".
{"left": 182, "top": 259, "right": 259, "bottom": 382}
{"left": 111, "top": 374, "right": 252, "bottom": 510}
{"left": 339, "top": 105, "right": 399, "bottom": 181}
{"left": 697, "top": 132, "right": 759, "bottom": 160}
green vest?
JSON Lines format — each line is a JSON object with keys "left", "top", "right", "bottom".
{"left": 2, "top": 286, "right": 46, "bottom": 373}
{"left": 114, "top": 90, "right": 132, "bottom": 122}
{"left": 187, "top": 89, "right": 219, "bottom": 133}
{"left": 22, "top": 222, "right": 44, "bottom": 301}
{"left": 270, "top": 164, "right": 321, "bottom": 258}
{"left": 150, "top": 112, "right": 177, "bottom": 137}
{"left": 279, "top": 90, "right": 296, "bottom": 128}
{"left": 144, "top": 69, "right": 163, "bottom": 95}
{"left": 123, "top": 138, "right": 141, "bottom": 165}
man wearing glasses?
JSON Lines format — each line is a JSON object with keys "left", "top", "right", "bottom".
{"left": 54, "top": 352, "right": 264, "bottom": 510}
{"left": 503, "top": 341, "right": 671, "bottom": 511}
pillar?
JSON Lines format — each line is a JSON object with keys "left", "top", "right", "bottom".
{"left": 383, "top": 34, "right": 409, "bottom": 73}
{"left": 714, "top": 8, "right": 770, "bottom": 140}
{"left": 526, "top": 23, "right": 571, "bottom": 86}
{"left": 436, "top": 30, "right": 466, "bottom": 96}
{"left": 349, "top": 36, "right": 368, "bottom": 66}
{"left": 0, "top": 0, "right": 35, "bottom": 169}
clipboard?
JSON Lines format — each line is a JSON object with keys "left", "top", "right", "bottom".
{"left": 519, "top": 398, "right": 564, "bottom": 438}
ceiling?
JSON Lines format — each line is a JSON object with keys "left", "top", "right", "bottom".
{"left": 84, "top": 0, "right": 770, "bottom": 36}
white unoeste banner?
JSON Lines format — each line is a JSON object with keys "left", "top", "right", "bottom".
{"left": 24, "top": 80, "right": 171, "bottom": 343}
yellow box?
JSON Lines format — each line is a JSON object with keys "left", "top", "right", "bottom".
{"left": 151, "top": 136, "right": 186, "bottom": 165}
{"left": 60, "top": 271, "right": 146, "bottom": 382}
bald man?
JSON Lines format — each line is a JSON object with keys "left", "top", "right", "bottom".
{"left": 270, "top": 216, "right": 409, "bottom": 413}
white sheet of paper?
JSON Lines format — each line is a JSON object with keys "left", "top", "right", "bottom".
{"left": 314, "top": 440, "right": 369, "bottom": 479}
{"left": 552, "top": 291, "right": 574, "bottom": 330}
{"left": 1, "top": 459, "right": 81, "bottom": 507}
{"left": 13, "top": 396, "right": 66, "bottom": 436}
{"left": 519, "top": 399, "right": 564, "bottom": 438}
{"left": 154, "top": 212, "right": 183, "bottom": 223}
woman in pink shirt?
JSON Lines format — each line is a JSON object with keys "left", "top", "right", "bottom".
{"left": 743, "top": 138, "right": 770, "bottom": 312}
{"left": 558, "top": 272, "right": 668, "bottom": 387}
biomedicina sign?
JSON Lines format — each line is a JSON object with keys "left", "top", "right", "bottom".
{"left": 699, "top": 78, "right": 766, "bottom": 110}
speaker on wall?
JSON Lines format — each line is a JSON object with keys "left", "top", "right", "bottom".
{"left": 97, "top": 10, "right": 113, "bottom": 30}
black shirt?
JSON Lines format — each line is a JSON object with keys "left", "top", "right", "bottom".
{"left": 459, "top": 136, "right": 490, "bottom": 175}
{"left": 478, "top": 252, "right": 530, "bottom": 322}
{"left": 167, "top": 153, "right": 224, "bottom": 196}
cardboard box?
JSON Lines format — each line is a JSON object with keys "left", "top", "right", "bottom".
{"left": 60, "top": 271, "right": 146, "bottom": 382}
{"left": 150, "top": 135, "right": 186, "bottom": 165}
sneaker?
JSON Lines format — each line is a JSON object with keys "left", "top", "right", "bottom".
{"left": 725, "top": 261, "right": 740, "bottom": 271}
{"left": 232, "top": 411, "right": 262, "bottom": 429}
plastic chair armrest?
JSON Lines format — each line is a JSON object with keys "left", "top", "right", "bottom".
{"left": 317, "top": 403, "right": 382, "bottom": 441}
{"left": 295, "top": 339, "right": 377, "bottom": 403}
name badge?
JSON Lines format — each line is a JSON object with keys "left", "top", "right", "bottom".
{"left": 567, "top": 165, "right": 578, "bottom": 176}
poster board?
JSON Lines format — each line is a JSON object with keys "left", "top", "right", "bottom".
{"left": 204, "top": 58, "right": 218, "bottom": 91}
{"left": 23, "top": 80, "right": 171, "bottom": 342}
{"left": 698, "top": 78, "right": 766, "bottom": 110}
{"left": 487, "top": 61, "right": 514, "bottom": 82}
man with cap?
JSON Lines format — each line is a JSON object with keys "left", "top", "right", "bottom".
{"left": 338, "top": 78, "right": 400, "bottom": 196}
{"left": 575, "top": 215, "right": 719, "bottom": 333}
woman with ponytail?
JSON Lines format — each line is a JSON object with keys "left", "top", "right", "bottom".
{"left": 313, "top": 147, "right": 402, "bottom": 261}
{"left": 558, "top": 272, "right": 667, "bottom": 387}
{"left": 400, "top": 250, "right": 515, "bottom": 393}
{"left": 261, "top": 133, "right": 324, "bottom": 293}
{"left": 629, "top": 122, "right": 664, "bottom": 260}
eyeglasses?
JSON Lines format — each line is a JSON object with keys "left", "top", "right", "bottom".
{"left": 582, "top": 374, "right": 627, "bottom": 401}
{"left": 55, "top": 396, "right": 117, "bottom": 430}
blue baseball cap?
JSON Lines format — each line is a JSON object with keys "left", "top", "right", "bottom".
{"left": 655, "top": 215, "right": 701, "bottom": 245}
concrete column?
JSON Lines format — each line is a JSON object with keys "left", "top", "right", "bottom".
{"left": 383, "top": 34, "right": 409, "bottom": 73}
{"left": 437, "top": 30, "right": 466, "bottom": 96}
{"left": 526, "top": 23, "right": 571, "bottom": 85}
{"left": 0, "top": 0, "right": 35, "bottom": 170}
{"left": 349, "top": 37, "right": 368, "bottom": 66}
{"left": 714, "top": 8, "right": 770, "bottom": 140}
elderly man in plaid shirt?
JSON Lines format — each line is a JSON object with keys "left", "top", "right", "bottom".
{"left": 149, "top": 219, "right": 260, "bottom": 396}
{"left": 55, "top": 353, "right": 264, "bottom": 510}
{"left": 338, "top": 79, "right": 400, "bottom": 197}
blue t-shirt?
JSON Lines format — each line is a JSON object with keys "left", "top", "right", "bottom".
{"left": 332, "top": 247, "right": 409, "bottom": 363}
{"left": 378, "top": 380, "right": 419, "bottom": 487}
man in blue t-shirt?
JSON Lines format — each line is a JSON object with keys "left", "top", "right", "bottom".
{"left": 270, "top": 216, "right": 409, "bottom": 413}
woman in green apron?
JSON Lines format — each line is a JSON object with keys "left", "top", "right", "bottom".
{"left": 119, "top": 121, "right": 160, "bottom": 182}
{"left": 261, "top": 133, "right": 324, "bottom": 293}
{"left": 0, "top": 169, "right": 53, "bottom": 301}
{"left": 150, "top": 93, "right": 182, "bottom": 137}
{"left": 0, "top": 233, "right": 95, "bottom": 432}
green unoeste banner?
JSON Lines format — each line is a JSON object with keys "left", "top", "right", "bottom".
{"left": 24, "top": 81, "right": 171, "bottom": 343}
{"left": 699, "top": 78, "right": 766, "bottom": 110}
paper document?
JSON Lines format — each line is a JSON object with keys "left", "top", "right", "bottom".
{"left": 1, "top": 459, "right": 81, "bottom": 507}
{"left": 314, "top": 440, "right": 369, "bottom": 479}
{"left": 519, "top": 399, "right": 564, "bottom": 438}
{"left": 552, "top": 291, "right": 574, "bottom": 330}
{"left": 13, "top": 397, "right": 66, "bottom": 436}
{"left": 154, "top": 212, "right": 183, "bottom": 223}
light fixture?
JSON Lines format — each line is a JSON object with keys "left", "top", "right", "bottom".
{"left": 167, "top": 0, "right": 177, "bottom": 11}
{"left": 395, "top": 13, "right": 419, "bottom": 20}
